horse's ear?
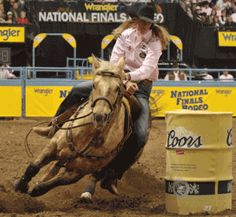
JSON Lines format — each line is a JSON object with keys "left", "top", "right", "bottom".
{"left": 91, "top": 54, "right": 100, "bottom": 70}
{"left": 116, "top": 57, "right": 126, "bottom": 79}
{"left": 116, "top": 57, "right": 125, "bottom": 71}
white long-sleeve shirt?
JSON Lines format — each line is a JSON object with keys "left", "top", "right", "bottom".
{"left": 110, "top": 27, "right": 162, "bottom": 81}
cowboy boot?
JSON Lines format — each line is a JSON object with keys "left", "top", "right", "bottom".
{"left": 33, "top": 105, "right": 78, "bottom": 138}
{"left": 32, "top": 125, "right": 56, "bottom": 138}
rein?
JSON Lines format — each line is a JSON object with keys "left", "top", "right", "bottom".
{"left": 66, "top": 70, "right": 127, "bottom": 160}
{"left": 66, "top": 100, "right": 132, "bottom": 161}
{"left": 24, "top": 102, "right": 93, "bottom": 158}
{"left": 91, "top": 70, "right": 123, "bottom": 114}
{"left": 25, "top": 70, "right": 126, "bottom": 160}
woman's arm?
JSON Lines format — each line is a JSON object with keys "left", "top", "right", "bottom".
{"left": 129, "top": 40, "right": 162, "bottom": 81}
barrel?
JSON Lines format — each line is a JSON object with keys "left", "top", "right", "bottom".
{"left": 165, "top": 111, "right": 233, "bottom": 215}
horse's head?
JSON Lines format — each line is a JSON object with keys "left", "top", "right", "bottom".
{"left": 91, "top": 55, "right": 126, "bottom": 128}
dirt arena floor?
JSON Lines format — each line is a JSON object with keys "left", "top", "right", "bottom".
{"left": 0, "top": 118, "right": 236, "bottom": 217}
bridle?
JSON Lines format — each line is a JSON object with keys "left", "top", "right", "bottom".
{"left": 91, "top": 71, "right": 124, "bottom": 114}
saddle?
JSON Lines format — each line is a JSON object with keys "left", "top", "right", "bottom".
{"left": 123, "top": 91, "right": 142, "bottom": 122}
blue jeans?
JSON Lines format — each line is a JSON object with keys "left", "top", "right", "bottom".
{"left": 133, "top": 80, "right": 152, "bottom": 149}
{"left": 55, "top": 81, "right": 93, "bottom": 116}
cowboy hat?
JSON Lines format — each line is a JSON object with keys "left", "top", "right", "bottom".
{"left": 128, "top": 4, "right": 155, "bottom": 24}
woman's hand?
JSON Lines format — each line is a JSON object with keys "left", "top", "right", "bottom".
{"left": 125, "top": 81, "right": 139, "bottom": 95}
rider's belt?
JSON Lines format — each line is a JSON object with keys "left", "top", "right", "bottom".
{"left": 143, "top": 79, "right": 152, "bottom": 86}
{"left": 124, "top": 69, "right": 152, "bottom": 86}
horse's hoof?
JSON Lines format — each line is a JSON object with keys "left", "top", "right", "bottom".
{"left": 100, "top": 179, "right": 119, "bottom": 196}
{"left": 109, "top": 183, "right": 119, "bottom": 196}
{"left": 14, "top": 179, "right": 28, "bottom": 193}
{"left": 29, "top": 185, "right": 46, "bottom": 197}
{"left": 80, "top": 192, "right": 93, "bottom": 203}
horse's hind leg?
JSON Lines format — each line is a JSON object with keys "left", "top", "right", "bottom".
{"left": 15, "top": 139, "right": 57, "bottom": 193}
{"left": 80, "top": 174, "right": 98, "bottom": 202}
{"left": 29, "top": 167, "right": 82, "bottom": 197}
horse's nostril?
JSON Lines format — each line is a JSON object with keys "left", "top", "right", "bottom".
{"left": 94, "top": 114, "right": 103, "bottom": 123}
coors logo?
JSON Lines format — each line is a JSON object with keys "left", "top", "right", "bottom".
{"left": 167, "top": 130, "right": 203, "bottom": 148}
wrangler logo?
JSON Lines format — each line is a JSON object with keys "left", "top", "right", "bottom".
{"left": 0, "top": 27, "right": 25, "bottom": 43}
{"left": 218, "top": 31, "right": 236, "bottom": 47}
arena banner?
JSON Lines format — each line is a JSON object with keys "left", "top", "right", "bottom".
{"left": 0, "top": 26, "right": 25, "bottom": 43}
{"left": 218, "top": 31, "right": 236, "bottom": 47}
{"left": 26, "top": 86, "right": 72, "bottom": 117}
{"left": 150, "top": 86, "right": 236, "bottom": 117}
{"left": 0, "top": 86, "right": 22, "bottom": 116}
{"left": 26, "top": 1, "right": 164, "bottom": 24}
{"left": 26, "top": 85, "right": 236, "bottom": 117}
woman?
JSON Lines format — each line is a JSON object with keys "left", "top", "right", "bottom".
{"left": 34, "top": 4, "right": 170, "bottom": 193}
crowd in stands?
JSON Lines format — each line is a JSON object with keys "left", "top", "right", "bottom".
{"left": 162, "top": 63, "right": 235, "bottom": 81}
{"left": 181, "top": 0, "right": 236, "bottom": 28}
{"left": 0, "top": 0, "right": 29, "bottom": 24}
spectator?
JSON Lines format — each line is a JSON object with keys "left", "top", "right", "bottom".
{"left": 225, "top": 15, "right": 236, "bottom": 27}
{"left": 219, "top": 8, "right": 227, "bottom": 25}
{"left": 216, "top": 0, "right": 232, "bottom": 11}
{"left": 212, "top": 14, "right": 220, "bottom": 27}
{"left": 181, "top": 0, "right": 236, "bottom": 28}
{"left": 18, "top": 0, "right": 25, "bottom": 10}
{"left": 164, "top": 63, "right": 187, "bottom": 81}
{"left": 203, "top": 72, "right": 214, "bottom": 80}
{"left": 0, "top": 9, "right": 5, "bottom": 23}
{"left": 164, "top": 71, "right": 187, "bottom": 80}
{"left": 5, "top": 11, "right": 13, "bottom": 23}
{"left": 219, "top": 69, "right": 234, "bottom": 81}
{"left": 193, "top": 6, "right": 203, "bottom": 21}
{"left": 231, "top": 8, "right": 236, "bottom": 23}
{"left": 201, "top": 1, "right": 212, "bottom": 16}
{"left": 10, "top": 1, "right": 21, "bottom": 22}
{"left": 17, "top": 10, "right": 29, "bottom": 24}
{"left": 231, "top": 0, "right": 236, "bottom": 11}
{"left": 0, "top": 64, "right": 16, "bottom": 79}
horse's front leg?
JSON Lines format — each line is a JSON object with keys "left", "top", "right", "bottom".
{"left": 80, "top": 174, "right": 99, "bottom": 203}
{"left": 38, "top": 161, "right": 61, "bottom": 183}
{"left": 15, "top": 139, "right": 57, "bottom": 194}
{"left": 29, "top": 167, "right": 82, "bottom": 197}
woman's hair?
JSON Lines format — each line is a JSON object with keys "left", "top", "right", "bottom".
{"left": 112, "top": 19, "right": 170, "bottom": 50}
{"left": 112, "top": 19, "right": 136, "bottom": 39}
{"left": 151, "top": 24, "right": 170, "bottom": 50}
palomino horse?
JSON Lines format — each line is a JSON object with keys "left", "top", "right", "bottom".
{"left": 15, "top": 56, "right": 134, "bottom": 197}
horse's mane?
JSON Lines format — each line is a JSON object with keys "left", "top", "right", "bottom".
{"left": 94, "top": 59, "right": 122, "bottom": 76}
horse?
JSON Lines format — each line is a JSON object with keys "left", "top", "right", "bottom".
{"left": 15, "top": 56, "right": 135, "bottom": 197}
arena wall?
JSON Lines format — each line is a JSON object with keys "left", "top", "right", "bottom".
{"left": 1, "top": 74, "right": 236, "bottom": 118}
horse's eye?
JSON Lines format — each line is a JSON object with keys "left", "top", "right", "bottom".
{"left": 116, "top": 87, "right": 120, "bottom": 92}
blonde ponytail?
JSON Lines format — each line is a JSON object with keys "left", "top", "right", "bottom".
{"left": 152, "top": 24, "right": 170, "bottom": 50}
{"left": 112, "top": 19, "right": 136, "bottom": 39}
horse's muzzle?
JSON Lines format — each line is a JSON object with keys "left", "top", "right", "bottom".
{"left": 93, "top": 113, "right": 110, "bottom": 128}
